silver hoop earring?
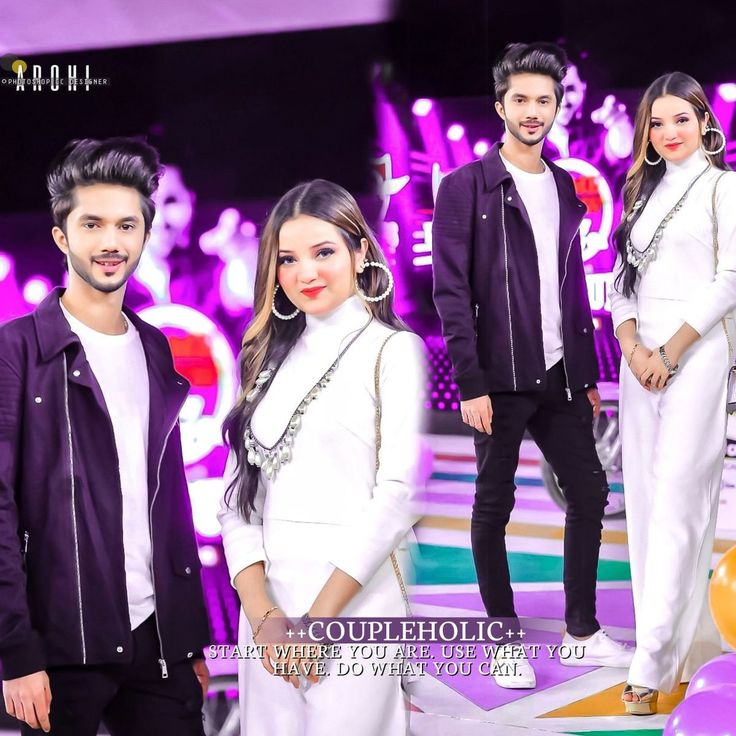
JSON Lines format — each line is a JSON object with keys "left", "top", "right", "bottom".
{"left": 644, "top": 144, "right": 662, "bottom": 166}
{"left": 702, "top": 127, "right": 726, "bottom": 156}
{"left": 271, "top": 284, "right": 300, "bottom": 320}
{"left": 355, "top": 261, "right": 394, "bottom": 303}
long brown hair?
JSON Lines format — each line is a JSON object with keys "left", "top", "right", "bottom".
{"left": 222, "top": 179, "right": 408, "bottom": 520}
{"left": 613, "top": 72, "right": 729, "bottom": 297}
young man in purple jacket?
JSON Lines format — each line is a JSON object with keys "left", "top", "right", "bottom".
{"left": 432, "top": 43, "right": 632, "bottom": 688}
{"left": 0, "top": 138, "right": 210, "bottom": 734}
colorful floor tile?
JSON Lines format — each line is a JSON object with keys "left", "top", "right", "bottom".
{"left": 405, "top": 434, "right": 735, "bottom": 736}
{"left": 412, "top": 588, "right": 637, "bottom": 630}
{"left": 413, "top": 543, "right": 632, "bottom": 585}
{"left": 541, "top": 682, "right": 687, "bottom": 718}
{"left": 565, "top": 731, "right": 662, "bottom": 736}
{"left": 426, "top": 627, "right": 598, "bottom": 711}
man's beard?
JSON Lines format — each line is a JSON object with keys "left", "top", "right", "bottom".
{"left": 68, "top": 250, "right": 140, "bottom": 294}
{"left": 505, "top": 117, "right": 555, "bottom": 147}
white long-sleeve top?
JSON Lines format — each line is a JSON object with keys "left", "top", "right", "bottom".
{"left": 610, "top": 148, "right": 736, "bottom": 336}
{"left": 217, "top": 295, "right": 426, "bottom": 587}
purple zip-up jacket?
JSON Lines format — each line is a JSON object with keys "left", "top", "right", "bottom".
{"left": 0, "top": 288, "right": 210, "bottom": 680}
{"left": 432, "top": 142, "right": 599, "bottom": 400}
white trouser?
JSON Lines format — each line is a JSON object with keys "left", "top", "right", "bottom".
{"left": 237, "top": 519, "right": 410, "bottom": 736}
{"left": 620, "top": 296, "right": 729, "bottom": 693}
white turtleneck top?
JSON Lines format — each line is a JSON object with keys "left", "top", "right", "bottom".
{"left": 218, "top": 295, "right": 426, "bottom": 587}
{"left": 611, "top": 148, "right": 736, "bottom": 336}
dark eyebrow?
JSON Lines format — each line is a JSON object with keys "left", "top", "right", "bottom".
{"left": 78, "top": 214, "right": 141, "bottom": 223}
{"left": 278, "top": 240, "right": 337, "bottom": 254}
{"left": 651, "top": 112, "right": 690, "bottom": 121}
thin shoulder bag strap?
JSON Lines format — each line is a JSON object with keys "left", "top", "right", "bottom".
{"left": 712, "top": 172, "right": 734, "bottom": 362}
{"left": 374, "top": 331, "right": 412, "bottom": 616}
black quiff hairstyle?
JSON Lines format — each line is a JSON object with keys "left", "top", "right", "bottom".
{"left": 46, "top": 137, "right": 162, "bottom": 233}
{"left": 492, "top": 42, "right": 568, "bottom": 107}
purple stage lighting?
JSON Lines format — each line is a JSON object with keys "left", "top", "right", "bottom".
{"left": 0, "top": 253, "right": 11, "bottom": 281}
{"left": 412, "top": 98, "right": 433, "bottom": 117}
{"left": 718, "top": 83, "right": 736, "bottom": 102}
{"left": 447, "top": 124, "right": 465, "bottom": 142}
{"left": 473, "top": 140, "right": 490, "bottom": 157}
{"left": 22, "top": 276, "right": 52, "bottom": 305}
{"left": 198, "top": 545, "right": 220, "bottom": 568}
{"left": 447, "top": 124, "right": 473, "bottom": 167}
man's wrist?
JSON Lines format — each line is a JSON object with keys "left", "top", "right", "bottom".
{"left": 0, "top": 632, "right": 47, "bottom": 680}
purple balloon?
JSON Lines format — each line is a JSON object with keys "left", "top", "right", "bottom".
{"left": 686, "top": 654, "right": 736, "bottom": 698}
{"left": 664, "top": 686, "right": 736, "bottom": 736}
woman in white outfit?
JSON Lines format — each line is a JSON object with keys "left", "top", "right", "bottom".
{"left": 610, "top": 72, "right": 736, "bottom": 715}
{"left": 217, "top": 179, "right": 425, "bottom": 735}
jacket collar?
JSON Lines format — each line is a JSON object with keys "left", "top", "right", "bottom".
{"left": 33, "top": 287, "right": 79, "bottom": 361}
{"left": 480, "top": 142, "right": 512, "bottom": 191}
{"left": 480, "top": 142, "right": 581, "bottom": 208}
{"left": 33, "top": 288, "right": 189, "bottom": 470}
{"left": 33, "top": 286, "right": 171, "bottom": 369}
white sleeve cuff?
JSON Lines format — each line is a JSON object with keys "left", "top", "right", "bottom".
{"left": 611, "top": 310, "right": 638, "bottom": 335}
{"left": 217, "top": 455, "right": 268, "bottom": 587}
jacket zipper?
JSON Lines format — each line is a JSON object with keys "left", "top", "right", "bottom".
{"left": 149, "top": 417, "right": 180, "bottom": 679}
{"left": 474, "top": 303, "right": 479, "bottom": 336}
{"left": 558, "top": 231, "right": 578, "bottom": 402}
{"left": 63, "top": 355, "right": 87, "bottom": 662}
{"left": 23, "top": 531, "right": 29, "bottom": 558}
{"left": 500, "top": 187, "right": 517, "bottom": 390}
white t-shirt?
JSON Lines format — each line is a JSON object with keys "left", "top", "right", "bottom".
{"left": 61, "top": 303, "right": 155, "bottom": 630}
{"left": 500, "top": 150, "right": 564, "bottom": 370}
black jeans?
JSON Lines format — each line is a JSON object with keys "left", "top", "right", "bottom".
{"left": 22, "top": 615, "right": 205, "bottom": 736}
{"left": 471, "top": 360, "right": 608, "bottom": 638}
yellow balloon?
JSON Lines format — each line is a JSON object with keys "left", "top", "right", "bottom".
{"left": 710, "top": 545, "right": 736, "bottom": 649}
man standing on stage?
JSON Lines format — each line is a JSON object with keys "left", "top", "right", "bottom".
{"left": 432, "top": 42, "right": 632, "bottom": 688}
{"left": 0, "top": 138, "right": 210, "bottom": 734}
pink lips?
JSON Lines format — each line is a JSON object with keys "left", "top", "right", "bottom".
{"left": 301, "top": 286, "right": 325, "bottom": 298}
{"left": 665, "top": 143, "right": 681, "bottom": 150}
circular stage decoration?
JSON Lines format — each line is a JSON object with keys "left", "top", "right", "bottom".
{"left": 139, "top": 303, "right": 237, "bottom": 467}
{"left": 554, "top": 157, "right": 614, "bottom": 264}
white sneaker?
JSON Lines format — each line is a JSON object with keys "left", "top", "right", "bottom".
{"left": 490, "top": 643, "right": 537, "bottom": 689}
{"left": 559, "top": 629, "right": 633, "bottom": 668}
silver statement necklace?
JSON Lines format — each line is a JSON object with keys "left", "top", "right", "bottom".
{"left": 626, "top": 164, "right": 711, "bottom": 270}
{"left": 243, "top": 317, "right": 373, "bottom": 480}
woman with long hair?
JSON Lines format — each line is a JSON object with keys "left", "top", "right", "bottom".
{"left": 610, "top": 72, "right": 736, "bottom": 715}
{"left": 217, "top": 179, "right": 425, "bottom": 734}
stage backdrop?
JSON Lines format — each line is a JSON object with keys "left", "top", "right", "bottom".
{"left": 375, "top": 77, "right": 736, "bottom": 410}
